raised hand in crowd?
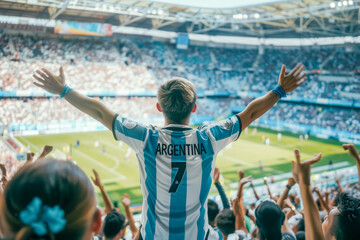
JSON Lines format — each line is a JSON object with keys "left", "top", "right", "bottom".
{"left": 0, "top": 163, "right": 7, "bottom": 191}
{"left": 237, "top": 169, "right": 245, "bottom": 180}
{"left": 213, "top": 167, "right": 231, "bottom": 209}
{"left": 292, "top": 149, "right": 324, "bottom": 240}
{"left": 335, "top": 177, "right": 344, "bottom": 194}
{"left": 36, "top": 145, "right": 53, "bottom": 161}
{"left": 250, "top": 181, "right": 260, "bottom": 200}
{"left": 213, "top": 167, "right": 220, "bottom": 183}
{"left": 233, "top": 175, "right": 252, "bottom": 234}
{"left": 121, "top": 193, "right": 138, "bottom": 236}
{"left": 313, "top": 187, "right": 330, "bottom": 213}
{"left": 343, "top": 144, "right": 360, "bottom": 184}
{"left": 278, "top": 177, "right": 296, "bottom": 208}
{"left": 283, "top": 199, "right": 298, "bottom": 219}
{"left": 264, "top": 177, "right": 274, "bottom": 200}
{"left": 91, "top": 169, "right": 114, "bottom": 214}
{"left": 26, "top": 152, "right": 35, "bottom": 162}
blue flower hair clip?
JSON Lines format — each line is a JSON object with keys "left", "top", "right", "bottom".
{"left": 20, "top": 197, "right": 67, "bottom": 236}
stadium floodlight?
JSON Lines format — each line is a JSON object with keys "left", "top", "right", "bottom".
{"left": 348, "top": 0, "right": 353, "bottom": 5}
{"left": 338, "top": 2, "right": 342, "bottom": 6}
{"left": 343, "top": 1, "right": 348, "bottom": 6}
{"left": 152, "top": 9, "right": 157, "bottom": 15}
{"left": 254, "top": 13, "right": 260, "bottom": 19}
{"left": 233, "top": 14, "right": 243, "bottom": 19}
{"left": 243, "top": 14, "right": 248, "bottom": 19}
{"left": 158, "top": 9, "right": 163, "bottom": 15}
{"left": 330, "top": 2, "right": 336, "bottom": 8}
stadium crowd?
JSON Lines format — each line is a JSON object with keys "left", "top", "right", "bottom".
{"left": 0, "top": 142, "right": 359, "bottom": 240}
{"left": 1, "top": 34, "right": 360, "bottom": 101}
{"left": 1, "top": 98, "right": 359, "bottom": 134}
{"left": 1, "top": 33, "right": 360, "bottom": 240}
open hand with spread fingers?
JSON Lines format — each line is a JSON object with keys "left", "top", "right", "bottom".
{"left": 33, "top": 67, "right": 66, "bottom": 95}
{"left": 279, "top": 64, "right": 307, "bottom": 93}
{"left": 292, "top": 149, "right": 322, "bottom": 186}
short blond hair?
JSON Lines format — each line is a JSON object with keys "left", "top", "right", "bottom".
{"left": 157, "top": 78, "right": 197, "bottom": 123}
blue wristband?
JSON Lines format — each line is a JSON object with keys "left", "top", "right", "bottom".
{"left": 60, "top": 84, "right": 73, "bottom": 98}
{"left": 272, "top": 84, "right": 286, "bottom": 99}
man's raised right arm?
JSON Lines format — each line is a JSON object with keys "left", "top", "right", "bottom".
{"left": 33, "top": 67, "right": 115, "bottom": 131}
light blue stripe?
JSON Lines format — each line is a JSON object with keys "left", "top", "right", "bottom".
{"left": 196, "top": 130, "right": 215, "bottom": 240}
{"left": 114, "top": 117, "right": 148, "bottom": 141}
{"left": 169, "top": 131, "right": 187, "bottom": 239}
{"left": 209, "top": 116, "right": 240, "bottom": 141}
{"left": 144, "top": 129, "right": 159, "bottom": 239}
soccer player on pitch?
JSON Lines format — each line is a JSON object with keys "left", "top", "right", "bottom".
{"left": 33, "top": 63, "right": 306, "bottom": 240}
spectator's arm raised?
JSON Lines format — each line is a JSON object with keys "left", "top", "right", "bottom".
{"left": 91, "top": 169, "right": 114, "bottom": 214}
{"left": 121, "top": 193, "right": 138, "bottom": 236}
{"left": 213, "top": 167, "right": 231, "bottom": 209}
{"left": 233, "top": 176, "right": 252, "bottom": 232}
{"left": 292, "top": 149, "right": 324, "bottom": 240}
{"left": 343, "top": 144, "right": 360, "bottom": 184}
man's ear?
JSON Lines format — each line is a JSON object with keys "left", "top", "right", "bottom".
{"left": 91, "top": 207, "right": 102, "bottom": 234}
{"left": 191, "top": 103, "right": 197, "bottom": 113}
{"left": 156, "top": 103, "right": 162, "bottom": 112}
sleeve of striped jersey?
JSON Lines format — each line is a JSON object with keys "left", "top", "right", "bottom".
{"left": 111, "top": 114, "right": 149, "bottom": 152}
{"left": 207, "top": 115, "right": 241, "bottom": 153}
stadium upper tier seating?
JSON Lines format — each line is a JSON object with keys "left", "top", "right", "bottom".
{"left": 0, "top": 34, "right": 359, "bottom": 101}
{"left": 0, "top": 34, "right": 359, "bottom": 135}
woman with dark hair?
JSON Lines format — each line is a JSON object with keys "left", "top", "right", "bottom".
{"left": 0, "top": 159, "right": 102, "bottom": 240}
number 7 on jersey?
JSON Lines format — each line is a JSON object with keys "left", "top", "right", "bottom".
{"left": 168, "top": 161, "right": 186, "bottom": 193}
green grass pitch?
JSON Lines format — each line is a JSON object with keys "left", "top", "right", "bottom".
{"left": 16, "top": 127, "right": 358, "bottom": 207}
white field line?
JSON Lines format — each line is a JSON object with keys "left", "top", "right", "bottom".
{"left": 72, "top": 148, "right": 126, "bottom": 180}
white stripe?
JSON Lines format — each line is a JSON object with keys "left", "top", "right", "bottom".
{"left": 115, "top": 130, "right": 145, "bottom": 153}
{"left": 138, "top": 150, "right": 148, "bottom": 239}
{"left": 154, "top": 131, "right": 172, "bottom": 240}
{"left": 184, "top": 131, "right": 203, "bottom": 240}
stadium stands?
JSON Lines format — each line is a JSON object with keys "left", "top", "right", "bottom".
{"left": 1, "top": 34, "right": 359, "bottom": 142}
{"left": 1, "top": 34, "right": 359, "bottom": 99}
{"left": 1, "top": 30, "right": 360, "bottom": 240}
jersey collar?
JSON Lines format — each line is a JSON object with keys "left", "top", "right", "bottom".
{"left": 162, "top": 124, "right": 193, "bottom": 131}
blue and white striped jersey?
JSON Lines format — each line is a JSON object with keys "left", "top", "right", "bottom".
{"left": 112, "top": 114, "right": 242, "bottom": 240}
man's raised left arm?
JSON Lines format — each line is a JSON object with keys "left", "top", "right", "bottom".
{"left": 238, "top": 64, "right": 307, "bottom": 131}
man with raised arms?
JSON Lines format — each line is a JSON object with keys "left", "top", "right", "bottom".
{"left": 33, "top": 63, "right": 306, "bottom": 240}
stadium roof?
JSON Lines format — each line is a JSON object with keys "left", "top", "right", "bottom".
{"left": 0, "top": 0, "right": 359, "bottom": 38}
{"left": 149, "top": 0, "right": 287, "bottom": 9}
